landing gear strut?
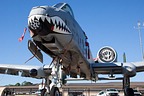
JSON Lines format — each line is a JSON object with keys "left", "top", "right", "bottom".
{"left": 123, "top": 76, "right": 134, "bottom": 96}
{"left": 41, "top": 58, "right": 62, "bottom": 96}
{"left": 40, "top": 78, "right": 60, "bottom": 96}
{"left": 50, "top": 86, "right": 60, "bottom": 96}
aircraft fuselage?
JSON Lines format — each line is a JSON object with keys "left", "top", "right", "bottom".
{"left": 28, "top": 3, "right": 92, "bottom": 79}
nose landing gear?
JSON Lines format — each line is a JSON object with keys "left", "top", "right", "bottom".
{"left": 40, "top": 58, "right": 62, "bottom": 96}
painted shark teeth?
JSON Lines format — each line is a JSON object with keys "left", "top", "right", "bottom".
{"left": 28, "top": 15, "right": 71, "bottom": 34}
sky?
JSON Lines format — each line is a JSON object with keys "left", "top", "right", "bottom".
{"left": 0, "top": 0, "right": 144, "bottom": 86}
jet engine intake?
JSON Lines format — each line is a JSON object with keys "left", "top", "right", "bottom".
{"left": 97, "top": 46, "right": 117, "bottom": 63}
{"left": 29, "top": 67, "right": 52, "bottom": 79}
{"left": 29, "top": 69, "right": 38, "bottom": 77}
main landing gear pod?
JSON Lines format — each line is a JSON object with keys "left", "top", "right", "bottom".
{"left": 97, "top": 46, "right": 117, "bottom": 63}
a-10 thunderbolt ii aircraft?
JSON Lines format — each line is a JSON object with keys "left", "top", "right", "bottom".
{"left": 0, "top": 2, "right": 144, "bottom": 96}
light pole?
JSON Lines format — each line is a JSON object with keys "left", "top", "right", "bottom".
{"left": 134, "top": 21, "right": 144, "bottom": 60}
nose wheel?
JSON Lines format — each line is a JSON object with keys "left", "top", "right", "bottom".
{"left": 50, "top": 87, "right": 60, "bottom": 96}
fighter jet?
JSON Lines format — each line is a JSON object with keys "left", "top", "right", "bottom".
{"left": 0, "top": 3, "right": 144, "bottom": 96}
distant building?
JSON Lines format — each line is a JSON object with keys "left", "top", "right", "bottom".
{"left": 62, "top": 82, "right": 144, "bottom": 96}
{"left": 0, "top": 85, "right": 38, "bottom": 95}
{"left": 0, "top": 82, "right": 144, "bottom": 96}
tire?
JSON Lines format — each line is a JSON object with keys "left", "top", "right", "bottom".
{"left": 126, "top": 88, "right": 134, "bottom": 96}
{"left": 50, "top": 87, "right": 60, "bottom": 96}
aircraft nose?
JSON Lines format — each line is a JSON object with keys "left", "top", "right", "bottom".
{"left": 29, "top": 17, "right": 42, "bottom": 31}
{"left": 28, "top": 6, "right": 71, "bottom": 37}
{"left": 28, "top": 6, "right": 51, "bottom": 36}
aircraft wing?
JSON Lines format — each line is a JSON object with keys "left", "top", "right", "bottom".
{"left": 91, "top": 62, "right": 123, "bottom": 74}
{"left": 0, "top": 62, "right": 143, "bottom": 80}
{"left": 91, "top": 61, "right": 144, "bottom": 80}
{"left": 91, "top": 46, "right": 144, "bottom": 78}
{"left": 0, "top": 64, "right": 51, "bottom": 79}
{"left": 132, "top": 61, "right": 144, "bottom": 72}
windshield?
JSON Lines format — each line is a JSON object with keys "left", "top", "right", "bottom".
{"left": 53, "top": 3, "right": 63, "bottom": 8}
{"left": 53, "top": 3, "right": 74, "bottom": 18}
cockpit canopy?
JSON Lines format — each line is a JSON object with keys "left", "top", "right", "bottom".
{"left": 53, "top": 3, "right": 74, "bottom": 18}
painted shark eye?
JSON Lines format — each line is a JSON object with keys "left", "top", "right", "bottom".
{"left": 46, "top": 14, "right": 50, "bottom": 17}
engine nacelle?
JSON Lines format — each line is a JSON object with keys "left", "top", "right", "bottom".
{"left": 29, "top": 67, "right": 52, "bottom": 79}
{"left": 122, "top": 63, "right": 136, "bottom": 77}
{"left": 97, "top": 46, "right": 117, "bottom": 63}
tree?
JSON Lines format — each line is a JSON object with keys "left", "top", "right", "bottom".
{"left": 123, "top": 52, "right": 127, "bottom": 63}
{"left": 22, "top": 81, "right": 33, "bottom": 86}
{"left": 15, "top": 83, "right": 20, "bottom": 86}
{"left": 7, "top": 81, "right": 33, "bottom": 86}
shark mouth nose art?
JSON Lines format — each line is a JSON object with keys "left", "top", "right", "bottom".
{"left": 28, "top": 15, "right": 71, "bottom": 35}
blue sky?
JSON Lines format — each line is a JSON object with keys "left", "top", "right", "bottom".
{"left": 0, "top": 0, "right": 144, "bottom": 85}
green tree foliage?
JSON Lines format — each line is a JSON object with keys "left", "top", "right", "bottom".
{"left": 15, "top": 83, "right": 20, "bottom": 86}
{"left": 8, "top": 81, "right": 33, "bottom": 86}
{"left": 21, "top": 81, "right": 33, "bottom": 86}
{"left": 123, "top": 52, "right": 127, "bottom": 63}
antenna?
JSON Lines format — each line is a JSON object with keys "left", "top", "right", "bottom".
{"left": 134, "top": 21, "right": 144, "bottom": 61}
